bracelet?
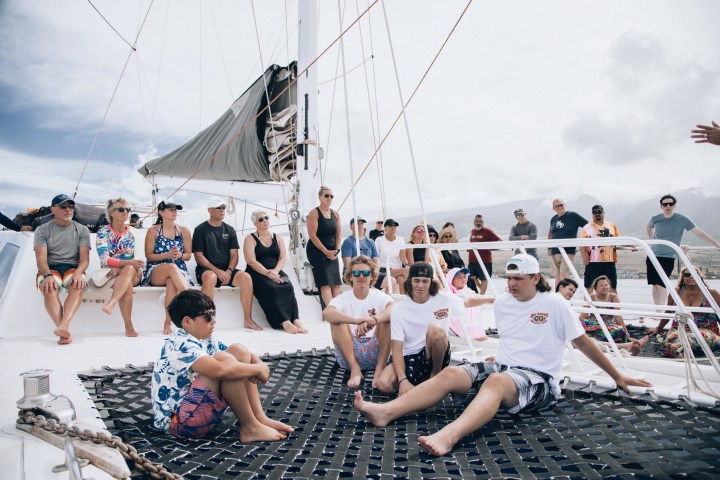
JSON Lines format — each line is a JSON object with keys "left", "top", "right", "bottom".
{"left": 398, "top": 377, "right": 408, "bottom": 384}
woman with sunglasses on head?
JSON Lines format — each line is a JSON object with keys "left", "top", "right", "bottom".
{"left": 142, "top": 200, "right": 192, "bottom": 335}
{"left": 95, "top": 198, "right": 145, "bottom": 336}
{"left": 651, "top": 267, "right": 720, "bottom": 358}
{"left": 244, "top": 210, "right": 306, "bottom": 334}
{"left": 306, "top": 186, "right": 343, "bottom": 307}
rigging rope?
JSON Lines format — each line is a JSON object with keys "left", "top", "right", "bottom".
{"left": 207, "top": 0, "right": 236, "bottom": 101}
{"left": 337, "top": 0, "right": 473, "bottom": 213}
{"left": 73, "top": 0, "right": 155, "bottom": 201}
{"left": 86, "top": 0, "right": 136, "bottom": 51}
{"left": 160, "top": 0, "right": 380, "bottom": 203}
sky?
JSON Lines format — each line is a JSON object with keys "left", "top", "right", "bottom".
{"left": 1, "top": 0, "right": 719, "bottom": 224}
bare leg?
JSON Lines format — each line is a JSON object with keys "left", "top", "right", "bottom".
{"left": 151, "top": 264, "right": 189, "bottom": 334}
{"left": 234, "top": 272, "right": 261, "bottom": 330}
{"left": 224, "top": 345, "right": 294, "bottom": 434}
{"left": 163, "top": 281, "right": 177, "bottom": 335}
{"left": 479, "top": 279, "right": 488, "bottom": 295}
{"left": 54, "top": 286, "right": 84, "bottom": 344}
{"left": 200, "top": 271, "right": 217, "bottom": 300}
{"left": 118, "top": 287, "right": 138, "bottom": 337}
{"left": 331, "top": 324, "right": 363, "bottom": 388}
{"left": 319, "top": 286, "right": 333, "bottom": 309}
{"left": 652, "top": 285, "right": 667, "bottom": 307}
{"left": 375, "top": 363, "right": 399, "bottom": 394}
{"left": 355, "top": 366, "right": 472, "bottom": 427}
{"left": 293, "top": 319, "right": 308, "bottom": 334}
{"left": 373, "top": 323, "right": 391, "bottom": 390}
{"left": 419, "top": 372, "right": 519, "bottom": 456}
{"left": 426, "top": 324, "right": 449, "bottom": 378}
{"left": 44, "top": 290, "right": 69, "bottom": 344}
{"left": 102, "top": 266, "right": 134, "bottom": 314}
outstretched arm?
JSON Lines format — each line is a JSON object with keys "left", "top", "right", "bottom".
{"left": 571, "top": 334, "right": 653, "bottom": 393}
{"left": 690, "top": 227, "right": 720, "bottom": 249}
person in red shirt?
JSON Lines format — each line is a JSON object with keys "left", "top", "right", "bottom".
{"left": 468, "top": 215, "right": 502, "bottom": 294}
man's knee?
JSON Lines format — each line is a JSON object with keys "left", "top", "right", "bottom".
{"left": 225, "top": 343, "right": 251, "bottom": 362}
{"left": 233, "top": 271, "right": 252, "bottom": 287}
{"left": 202, "top": 270, "right": 218, "bottom": 286}
{"left": 426, "top": 324, "right": 448, "bottom": 344}
{"left": 376, "top": 375, "right": 395, "bottom": 394}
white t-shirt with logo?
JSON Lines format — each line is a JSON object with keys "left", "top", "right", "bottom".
{"left": 329, "top": 288, "right": 393, "bottom": 337}
{"left": 494, "top": 291, "right": 585, "bottom": 387}
{"left": 375, "top": 235, "right": 406, "bottom": 269}
{"left": 391, "top": 291, "right": 465, "bottom": 355}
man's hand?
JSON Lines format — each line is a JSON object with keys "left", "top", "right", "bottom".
{"left": 355, "top": 319, "right": 375, "bottom": 337}
{"left": 217, "top": 268, "right": 231, "bottom": 285}
{"left": 40, "top": 276, "right": 58, "bottom": 295}
{"left": 691, "top": 121, "right": 720, "bottom": 145}
{"left": 615, "top": 374, "right": 652, "bottom": 394}
{"left": 69, "top": 272, "right": 86, "bottom": 290}
{"left": 252, "top": 361, "right": 270, "bottom": 384}
{"left": 398, "top": 379, "right": 414, "bottom": 396}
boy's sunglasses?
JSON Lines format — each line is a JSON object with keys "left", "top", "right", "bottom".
{"left": 351, "top": 270, "right": 372, "bottom": 277}
{"left": 661, "top": 202, "right": 675, "bottom": 207}
{"left": 256, "top": 215, "right": 270, "bottom": 222}
{"left": 194, "top": 311, "right": 216, "bottom": 322}
{"left": 57, "top": 204, "right": 75, "bottom": 210}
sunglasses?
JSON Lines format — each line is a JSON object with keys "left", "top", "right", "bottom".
{"left": 351, "top": 270, "right": 372, "bottom": 277}
{"left": 194, "top": 311, "right": 216, "bottom": 322}
{"left": 429, "top": 233, "right": 438, "bottom": 238}
{"left": 592, "top": 210, "right": 603, "bottom": 214}
{"left": 415, "top": 229, "right": 425, "bottom": 234}
{"left": 213, "top": 205, "right": 226, "bottom": 210}
{"left": 661, "top": 202, "right": 675, "bottom": 207}
{"left": 515, "top": 214, "right": 525, "bottom": 218}
{"left": 682, "top": 272, "right": 693, "bottom": 278}
{"left": 441, "top": 234, "right": 452, "bottom": 239}
{"left": 114, "top": 207, "right": 131, "bottom": 213}
{"left": 256, "top": 215, "right": 270, "bottom": 222}
{"left": 57, "top": 204, "right": 75, "bottom": 210}
{"left": 323, "top": 193, "right": 334, "bottom": 199}
{"left": 553, "top": 204, "right": 564, "bottom": 208}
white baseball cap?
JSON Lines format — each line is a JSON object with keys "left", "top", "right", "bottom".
{"left": 506, "top": 254, "right": 540, "bottom": 275}
{"left": 207, "top": 197, "right": 226, "bottom": 208}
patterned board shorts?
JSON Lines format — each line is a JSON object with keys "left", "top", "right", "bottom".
{"left": 400, "top": 344, "right": 451, "bottom": 385}
{"left": 334, "top": 335, "right": 380, "bottom": 371}
{"left": 36, "top": 264, "right": 87, "bottom": 292}
{"left": 169, "top": 377, "right": 228, "bottom": 438}
{"left": 457, "top": 362, "right": 559, "bottom": 414}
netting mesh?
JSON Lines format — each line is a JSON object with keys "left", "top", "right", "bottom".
{"left": 80, "top": 351, "right": 720, "bottom": 479}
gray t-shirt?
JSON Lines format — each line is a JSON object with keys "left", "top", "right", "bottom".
{"left": 648, "top": 213, "right": 695, "bottom": 258}
{"left": 509, "top": 221, "right": 538, "bottom": 256}
{"left": 34, "top": 220, "right": 91, "bottom": 265}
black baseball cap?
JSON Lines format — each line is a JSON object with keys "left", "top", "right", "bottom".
{"left": 409, "top": 261, "right": 433, "bottom": 279}
{"left": 384, "top": 218, "right": 399, "bottom": 227}
{"left": 158, "top": 200, "right": 183, "bottom": 210}
{"left": 51, "top": 194, "right": 75, "bottom": 206}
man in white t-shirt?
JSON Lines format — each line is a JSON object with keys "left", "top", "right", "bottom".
{"left": 322, "top": 256, "right": 395, "bottom": 389}
{"left": 355, "top": 254, "right": 652, "bottom": 456}
{"left": 374, "top": 219, "right": 409, "bottom": 293}
{"left": 374, "top": 261, "right": 493, "bottom": 396}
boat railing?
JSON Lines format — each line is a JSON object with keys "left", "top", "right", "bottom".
{"left": 397, "top": 236, "right": 720, "bottom": 403}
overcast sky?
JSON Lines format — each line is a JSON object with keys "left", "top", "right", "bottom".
{"left": 1, "top": 0, "right": 719, "bottom": 223}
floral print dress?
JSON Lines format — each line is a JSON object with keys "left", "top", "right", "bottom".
{"left": 141, "top": 225, "right": 193, "bottom": 286}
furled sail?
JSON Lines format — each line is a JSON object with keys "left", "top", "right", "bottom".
{"left": 138, "top": 63, "right": 296, "bottom": 183}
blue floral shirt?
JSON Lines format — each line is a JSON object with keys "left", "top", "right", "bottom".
{"left": 151, "top": 328, "right": 227, "bottom": 431}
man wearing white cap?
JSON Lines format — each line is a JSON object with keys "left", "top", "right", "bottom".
{"left": 355, "top": 254, "right": 652, "bottom": 456}
{"left": 192, "top": 197, "right": 261, "bottom": 330}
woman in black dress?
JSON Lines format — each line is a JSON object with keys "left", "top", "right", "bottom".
{"left": 403, "top": 224, "right": 431, "bottom": 266}
{"left": 306, "top": 186, "right": 342, "bottom": 307}
{"left": 244, "top": 210, "right": 306, "bottom": 334}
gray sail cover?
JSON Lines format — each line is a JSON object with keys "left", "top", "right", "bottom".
{"left": 138, "top": 63, "right": 296, "bottom": 182}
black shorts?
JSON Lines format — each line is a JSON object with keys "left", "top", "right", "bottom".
{"left": 196, "top": 267, "right": 241, "bottom": 287}
{"left": 583, "top": 262, "right": 617, "bottom": 289}
{"left": 468, "top": 262, "right": 492, "bottom": 281}
{"left": 646, "top": 256, "right": 675, "bottom": 286}
{"left": 400, "top": 344, "right": 451, "bottom": 385}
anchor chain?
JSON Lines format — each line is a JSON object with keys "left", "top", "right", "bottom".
{"left": 19, "top": 410, "right": 182, "bottom": 480}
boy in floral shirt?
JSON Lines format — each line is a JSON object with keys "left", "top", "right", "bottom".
{"left": 151, "top": 290, "right": 293, "bottom": 441}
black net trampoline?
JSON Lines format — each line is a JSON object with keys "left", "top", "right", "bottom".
{"left": 80, "top": 350, "right": 720, "bottom": 479}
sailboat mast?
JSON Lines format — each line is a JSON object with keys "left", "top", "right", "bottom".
{"left": 294, "top": 0, "right": 320, "bottom": 291}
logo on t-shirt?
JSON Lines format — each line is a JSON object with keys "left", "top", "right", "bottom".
{"left": 530, "top": 312, "right": 548, "bottom": 324}
{"left": 555, "top": 220, "right": 565, "bottom": 229}
{"left": 367, "top": 307, "right": 377, "bottom": 316}
{"left": 434, "top": 308, "right": 449, "bottom": 320}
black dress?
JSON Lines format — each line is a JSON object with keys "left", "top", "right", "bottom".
{"left": 408, "top": 241, "right": 427, "bottom": 263}
{"left": 246, "top": 233, "right": 299, "bottom": 329}
{"left": 306, "top": 207, "right": 342, "bottom": 287}
{"left": 442, "top": 249, "right": 465, "bottom": 269}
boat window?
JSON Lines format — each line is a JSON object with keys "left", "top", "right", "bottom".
{"left": 0, "top": 242, "right": 20, "bottom": 299}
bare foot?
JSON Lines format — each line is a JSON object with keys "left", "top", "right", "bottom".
{"left": 293, "top": 320, "right": 308, "bottom": 334}
{"left": 260, "top": 417, "right": 294, "bottom": 434}
{"left": 282, "top": 321, "right": 299, "bottom": 334}
{"left": 629, "top": 335, "right": 649, "bottom": 356}
{"left": 371, "top": 367, "right": 384, "bottom": 390}
{"left": 57, "top": 335, "right": 72, "bottom": 345}
{"left": 125, "top": 327, "right": 139, "bottom": 337}
{"left": 353, "top": 391, "right": 390, "bottom": 427}
{"left": 244, "top": 319, "right": 263, "bottom": 331}
{"left": 474, "top": 335, "right": 488, "bottom": 342}
{"left": 239, "top": 422, "right": 287, "bottom": 443}
{"left": 101, "top": 298, "right": 118, "bottom": 315}
{"left": 347, "top": 367, "right": 364, "bottom": 389}
{"left": 54, "top": 326, "right": 70, "bottom": 339}
{"left": 418, "top": 431, "right": 456, "bottom": 456}
{"left": 163, "top": 320, "right": 173, "bottom": 335}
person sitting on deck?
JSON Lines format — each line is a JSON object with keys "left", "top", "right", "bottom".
{"left": 95, "top": 197, "right": 145, "bottom": 337}
{"left": 578, "top": 275, "right": 629, "bottom": 342}
{"left": 373, "top": 261, "right": 492, "bottom": 395}
{"left": 151, "top": 290, "right": 293, "bottom": 441}
{"left": 650, "top": 267, "right": 720, "bottom": 358}
{"left": 354, "top": 254, "right": 652, "bottom": 456}
{"left": 193, "top": 197, "right": 261, "bottom": 331}
{"left": 554, "top": 278, "right": 578, "bottom": 301}
{"left": 142, "top": 200, "right": 192, "bottom": 335}
{"left": 322, "top": 256, "right": 395, "bottom": 388}
{"left": 34, "top": 194, "right": 91, "bottom": 345}
{"left": 445, "top": 267, "right": 491, "bottom": 340}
